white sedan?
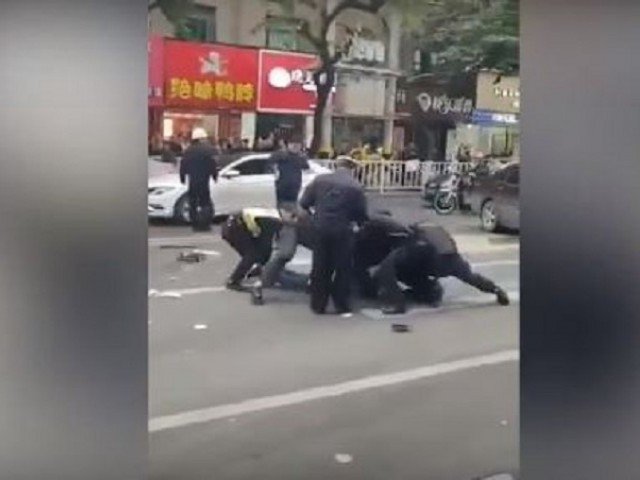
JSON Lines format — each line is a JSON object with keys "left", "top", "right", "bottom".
{"left": 148, "top": 153, "right": 331, "bottom": 223}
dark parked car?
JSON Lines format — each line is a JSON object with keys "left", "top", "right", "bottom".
{"left": 467, "top": 162, "right": 520, "bottom": 232}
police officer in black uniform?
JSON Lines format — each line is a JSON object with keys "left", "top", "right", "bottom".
{"left": 299, "top": 158, "right": 368, "bottom": 315}
{"left": 179, "top": 127, "right": 218, "bottom": 231}
{"left": 374, "top": 223, "right": 510, "bottom": 314}
{"left": 352, "top": 212, "right": 413, "bottom": 298}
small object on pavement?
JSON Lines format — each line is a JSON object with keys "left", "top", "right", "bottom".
{"left": 340, "top": 312, "right": 354, "bottom": 318}
{"left": 334, "top": 453, "right": 353, "bottom": 464}
{"left": 392, "top": 323, "right": 411, "bottom": 333}
{"left": 500, "top": 420, "right": 509, "bottom": 426}
{"left": 193, "top": 324, "right": 208, "bottom": 330}
{"left": 178, "top": 251, "right": 206, "bottom": 263}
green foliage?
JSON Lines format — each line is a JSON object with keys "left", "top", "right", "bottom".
{"left": 411, "top": 0, "right": 519, "bottom": 74}
{"left": 149, "top": 0, "right": 195, "bottom": 27}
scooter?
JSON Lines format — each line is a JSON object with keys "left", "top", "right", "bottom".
{"left": 433, "top": 171, "right": 475, "bottom": 215}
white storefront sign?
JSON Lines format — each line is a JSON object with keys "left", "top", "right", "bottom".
{"left": 416, "top": 92, "right": 474, "bottom": 116}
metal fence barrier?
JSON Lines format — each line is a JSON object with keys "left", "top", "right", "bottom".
{"left": 314, "top": 159, "right": 474, "bottom": 192}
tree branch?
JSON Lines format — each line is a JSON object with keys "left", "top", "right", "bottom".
{"left": 322, "top": 0, "right": 389, "bottom": 40}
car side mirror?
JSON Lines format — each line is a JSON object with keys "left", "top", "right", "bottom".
{"left": 222, "top": 169, "right": 240, "bottom": 179}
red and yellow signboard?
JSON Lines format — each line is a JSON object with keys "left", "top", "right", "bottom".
{"left": 163, "top": 40, "right": 259, "bottom": 110}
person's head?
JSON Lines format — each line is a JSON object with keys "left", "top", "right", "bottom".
{"left": 241, "top": 138, "right": 249, "bottom": 148}
{"left": 191, "top": 127, "right": 208, "bottom": 143}
{"left": 335, "top": 156, "right": 356, "bottom": 170}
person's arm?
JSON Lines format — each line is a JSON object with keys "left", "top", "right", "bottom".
{"left": 179, "top": 155, "right": 188, "bottom": 184}
{"left": 352, "top": 187, "right": 369, "bottom": 224}
{"left": 299, "top": 178, "right": 317, "bottom": 212}
{"left": 210, "top": 151, "right": 218, "bottom": 183}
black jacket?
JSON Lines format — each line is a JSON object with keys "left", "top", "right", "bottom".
{"left": 354, "top": 215, "right": 412, "bottom": 270}
{"left": 299, "top": 168, "right": 368, "bottom": 230}
{"left": 180, "top": 142, "right": 218, "bottom": 185}
{"left": 271, "top": 151, "right": 304, "bottom": 203}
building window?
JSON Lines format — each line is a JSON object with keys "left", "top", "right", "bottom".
{"left": 266, "top": 17, "right": 298, "bottom": 51}
{"left": 176, "top": 5, "right": 216, "bottom": 43}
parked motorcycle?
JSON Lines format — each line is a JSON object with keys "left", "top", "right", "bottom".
{"left": 432, "top": 171, "right": 475, "bottom": 215}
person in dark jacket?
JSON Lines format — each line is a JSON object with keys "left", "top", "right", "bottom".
{"left": 179, "top": 128, "right": 218, "bottom": 231}
{"left": 352, "top": 213, "right": 413, "bottom": 298}
{"left": 374, "top": 223, "right": 510, "bottom": 314}
{"left": 299, "top": 157, "right": 368, "bottom": 315}
{"left": 250, "top": 138, "right": 306, "bottom": 304}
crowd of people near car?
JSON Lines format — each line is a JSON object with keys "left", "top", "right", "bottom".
{"left": 177, "top": 127, "right": 511, "bottom": 316}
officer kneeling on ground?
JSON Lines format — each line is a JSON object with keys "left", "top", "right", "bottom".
{"left": 221, "top": 208, "right": 314, "bottom": 291}
{"left": 373, "top": 223, "right": 510, "bottom": 315}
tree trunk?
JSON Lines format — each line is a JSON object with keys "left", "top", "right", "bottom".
{"left": 310, "top": 67, "right": 335, "bottom": 156}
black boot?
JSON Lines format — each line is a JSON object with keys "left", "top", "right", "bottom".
{"left": 225, "top": 279, "right": 244, "bottom": 292}
{"left": 250, "top": 282, "right": 264, "bottom": 305}
{"left": 496, "top": 288, "right": 510, "bottom": 306}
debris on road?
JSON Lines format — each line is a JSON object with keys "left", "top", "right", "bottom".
{"left": 392, "top": 323, "right": 412, "bottom": 333}
{"left": 500, "top": 420, "right": 509, "bottom": 426}
{"left": 334, "top": 453, "right": 353, "bottom": 464}
{"left": 193, "top": 324, "right": 208, "bottom": 330}
{"left": 178, "top": 251, "right": 207, "bottom": 263}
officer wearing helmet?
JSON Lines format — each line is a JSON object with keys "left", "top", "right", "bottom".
{"left": 179, "top": 127, "right": 218, "bottom": 231}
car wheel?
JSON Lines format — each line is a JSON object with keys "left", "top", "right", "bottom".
{"left": 173, "top": 194, "right": 216, "bottom": 225}
{"left": 480, "top": 199, "right": 499, "bottom": 232}
{"left": 173, "top": 194, "right": 191, "bottom": 224}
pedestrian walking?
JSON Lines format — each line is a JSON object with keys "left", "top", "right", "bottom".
{"left": 179, "top": 127, "right": 218, "bottom": 231}
{"left": 299, "top": 157, "right": 368, "bottom": 315}
{"left": 250, "top": 138, "right": 307, "bottom": 304}
{"left": 374, "top": 223, "right": 510, "bottom": 314}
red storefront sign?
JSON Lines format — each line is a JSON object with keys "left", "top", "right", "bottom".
{"left": 148, "top": 35, "right": 164, "bottom": 107}
{"left": 164, "top": 40, "right": 259, "bottom": 110}
{"left": 258, "top": 50, "right": 320, "bottom": 114}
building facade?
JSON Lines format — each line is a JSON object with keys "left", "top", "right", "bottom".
{"left": 148, "top": 0, "right": 403, "bottom": 154}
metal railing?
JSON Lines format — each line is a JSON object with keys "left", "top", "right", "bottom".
{"left": 313, "top": 159, "right": 474, "bottom": 192}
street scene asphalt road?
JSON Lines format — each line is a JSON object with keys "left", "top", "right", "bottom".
{"left": 148, "top": 193, "right": 519, "bottom": 480}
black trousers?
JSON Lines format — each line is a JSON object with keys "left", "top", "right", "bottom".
{"left": 376, "top": 250, "right": 499, "bottom": 310}
{"left": 221, "top": 216, "right": 275, "bottom": 284}
{"left": 188, "top": 180, "right": 213, "bottom": 231}
{"left": 310, "top": 226, "right": 354, "bottom": 314}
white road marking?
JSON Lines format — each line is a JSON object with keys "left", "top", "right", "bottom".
{"left": 191, "top": 249, "right": 221, "bottom": 256}
{"left": 149, "top": 349, "right": 519, "bottom": 433}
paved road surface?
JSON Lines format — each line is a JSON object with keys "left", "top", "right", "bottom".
{"left": 148, "top": 194, "right": 519, "bottom": 480}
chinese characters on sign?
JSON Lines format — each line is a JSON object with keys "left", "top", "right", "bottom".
{"left": 417, "top": 93, "right": 473, "bottom": 116}
{"left": 163, "top": 40, "right": 259, "bottom": 109}
{"left": 168, "top": 78, "right": 255, "bottom": 103}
